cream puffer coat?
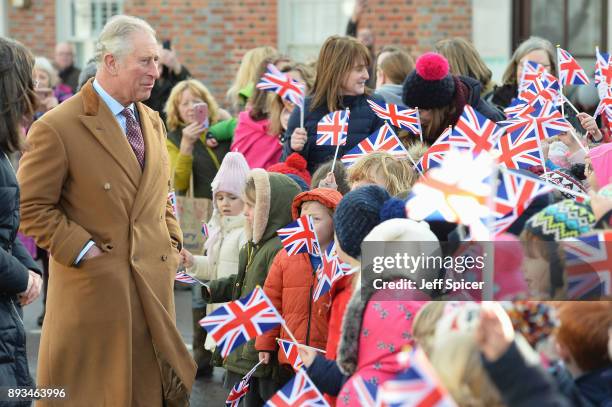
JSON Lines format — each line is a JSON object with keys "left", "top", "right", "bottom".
{"left": 187, "top": 210, "right": 247, "bottom": 350}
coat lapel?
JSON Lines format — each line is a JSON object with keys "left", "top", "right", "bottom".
{"left": 78, "top": 80, "right": 142, "bottom": 187}
{"left": 130, "top": 103, "right": 163, "bottom": 219}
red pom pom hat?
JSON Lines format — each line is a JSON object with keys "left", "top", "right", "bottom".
{"left": 402, "top": 52, "right": 456, "bottom": 109}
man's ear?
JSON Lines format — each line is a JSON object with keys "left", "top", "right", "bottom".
{"left": 103, "top": 53, "right": 120, "bottom": 76}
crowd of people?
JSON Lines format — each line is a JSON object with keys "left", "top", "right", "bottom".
{"left": 1, "top": 2, "right": 611, "bottom": 406}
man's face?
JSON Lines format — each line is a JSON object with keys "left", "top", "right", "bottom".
{"left": 55, "top": 44, "right": 74, "bottom": 70}
{"left": 114, "top": 30, "right": 160, "bottom": 104}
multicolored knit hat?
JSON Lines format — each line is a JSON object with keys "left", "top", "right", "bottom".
{"left": 524, "top": 199, "right": 595, "bottom": 241}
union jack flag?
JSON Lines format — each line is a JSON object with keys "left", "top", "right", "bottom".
{"left": 175, "top": 271, "right": 204, "bottom": 285}
{"left": 557, "top": 47, "right": 590, "bottom": 85}
{"left": 377, "top": 348, "right": 457, "bottom": 407}
{"left": 562, "top": 231, "right": 612, "bottom": 299}
{"left": 316, "top": 109, "right": 350, "bottom": 146}
{"left": 594, "top": 88, "right": 612, "bottom": 119}
{"left": 256, "top": 63, "right": 305, "bottom": 107}
{"left": 489, "top": 169, "right": 552, "bottom": 236}
{"left": 367, "top": 99, "right": 422, "bottom": 135}
{"left": 226, "top": 361, "right": 262, "bottom": 406}
{"left": 494, "top": 126, "right": 543, "bottom": 171}
{"left": 341, "top": 123, "right": 408, "bottom": 167}
{"left": 519, "top": 60, "right": 547, "bottom": 92}
{"left": 406, "top": 150, "right": 493, "bottom": 226}
{"left": 518, "top": 76, "right": 560, "bottom": 107}
{"left": 497, "top": 102, "right": 572, "bottom": 142}
{"left": 313, "top": 242, "right": 354, "bottom": 301}
{"left": 504, "top": 98, "right": 535, "bottom": 119}
{"left": 277, "top": 215, "right": 321, "bottom": 256}
{"left": 415, "top": 126, "right": 454, "bottom": 173}
{"left": 352, "top": 376, "right": 378, "bottom": 407}
{"left": 265, "top": 369, "right": 329, "bottom": 407}
{"left": 451, "top": 105, "right": 501, "bottom": 155}
{"left": 595, "top": 47, "right": 612, "bottom": 98}
{"left": 277, "top": 339, "right": 304, "bottom": 371}
{"left": 199, "top": 287, "right": 284, "bottom": 358}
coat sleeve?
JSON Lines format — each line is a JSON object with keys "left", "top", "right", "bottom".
{"left": 0, "top": 246, "right": 30, "bottom": 295}
{"left": 17, "top": 120, "right": 93, "bottom": 266}
{"left": 482, "top": 341, "right": 571, "bottom": 407}
{"left": 204, "top": 273, "right": 237, "bottom": 303}
{"left": 307, "top": 354, "right": 348, "bottom": 396}
{"left": 255, "top": 252, "right": 284, "bottom": 352}
{"left": 11, "top": 236, "right": 42, "bottom": 275}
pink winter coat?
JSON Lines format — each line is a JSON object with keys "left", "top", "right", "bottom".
{"left": 336, "top": 297, "right": 426, "bottom": 406}
{"left": 230, "top": 109, "right": 282, "bottom": 169}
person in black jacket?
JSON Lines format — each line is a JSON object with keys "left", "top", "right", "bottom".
{"left": 282, "top": 35, "right": 385, "bottom": 174}
{"left": 402, "top": 52, "right": 504, "bottom": 146}
{"left": 0, "top": 37, "right": 43, "bottom": 403}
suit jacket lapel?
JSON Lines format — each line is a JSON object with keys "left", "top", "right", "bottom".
{"left": 78, "top": 80, "right": 142, "bottom": 187}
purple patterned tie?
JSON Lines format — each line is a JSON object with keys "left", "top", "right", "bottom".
{"left": 121, "top": 107, "right": 145, "bottom": 169}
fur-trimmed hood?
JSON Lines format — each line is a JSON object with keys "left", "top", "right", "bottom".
{"left": 245, "top": 169, "right": 301, "bottom": 244}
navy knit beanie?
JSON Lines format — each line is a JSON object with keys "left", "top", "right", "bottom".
{"left": 402, "top": 52, "right": 455, "bottom": 109}
{"left": 333, "top": 185, "right": 392, "bottom": 259}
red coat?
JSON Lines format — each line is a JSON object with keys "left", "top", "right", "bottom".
{"left": 255, "top": 250, "right": 331, "bottom": 366}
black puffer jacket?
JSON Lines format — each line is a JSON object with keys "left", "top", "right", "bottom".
{"left": 460, "top": 75, "right": 505, "bottom": 122}
{"left": 0, "top": 149, "right": 41, "bottom": 400}
{"left": 282, "top": 94, "right": 386, "bottom": 174}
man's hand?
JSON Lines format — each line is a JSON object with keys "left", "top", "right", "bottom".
{"left": 351, "top": 0, "right": 367, "bottom": 22}
{"left": 180, "top": 248, "right": 194, "bottom": 269}
{"left": 83, "top": 244, "right": 103, "bottom": 261}
{"left": 18, "top": 270, "right": 42, "bottom": 306}
{"left": 318, "top": 172, "right": 337, "bottom": 190}
{"left": 475, "top": 302, "right": 515, "bottom": 362}
{"left": 258, "top": 352, "right": 271, "bottom": 364}
{"left": 577, "top": 112, "right": 603, "bottom": 141}
{"left": 159, "top": 48, "right": 182, "bottom": 75}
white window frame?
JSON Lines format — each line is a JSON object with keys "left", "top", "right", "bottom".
{"left": 56, "top": 0, "right": 124, "bottom": 67}
{"left": 278, "top": 0, "right": 354, "bottom": 62}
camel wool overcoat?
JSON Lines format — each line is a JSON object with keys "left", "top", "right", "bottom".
{"left": 17, "top": 79, "right": 197, "bottom": 406}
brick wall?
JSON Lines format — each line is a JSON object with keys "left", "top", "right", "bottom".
{"left": 7, "top": 1, "right": 56, "bottom": 61}
{"left": 5, "top": 0, "right": 471, "bottom": 108}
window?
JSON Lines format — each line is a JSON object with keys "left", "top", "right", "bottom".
{"left": 278, "top": 0, "right": 354, "bottom": 62}
{"left": 513, "top": 0, "right": 607, "bottom": 58}
{"left": 56, "top": 0, "right": 124, "bottom": 66}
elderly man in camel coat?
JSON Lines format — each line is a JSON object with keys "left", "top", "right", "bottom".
{"left": 17, "top": 15, "right": 196, "bottom": 406}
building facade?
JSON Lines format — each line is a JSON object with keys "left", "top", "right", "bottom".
{"left": 1, "top": 0, "right": 609, "bottom": 108}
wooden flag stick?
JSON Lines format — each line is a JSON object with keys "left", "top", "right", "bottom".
{"left": 276, "top": 338, "right": 327, "bottom": 354}
{"left": 280, "top": 321, "right": 300, "bottom": 346}
{"left": 562, "top": 93, "right": 581, "bottom": 115}
{"left": 406, "top": 152, "right": 424, "bottom": 177}
{"left": 300, "top": 99, "right": 305, "bottom": 129}
{"left": 330, "top": 143, "right": 341, "bottom": 173}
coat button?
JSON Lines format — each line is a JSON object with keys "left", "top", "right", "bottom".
{"left": 161, "top": 254, "right": 167, "bottom": 261}
{"left": 103, "top": 183, "right": 111, "bottom": 190}
{"left": 235, "top": 283, "right": 240, "bottom": 287}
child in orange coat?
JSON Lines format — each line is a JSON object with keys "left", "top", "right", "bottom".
{"left": 255, "top": 188, "right": 343, "bottom": 375}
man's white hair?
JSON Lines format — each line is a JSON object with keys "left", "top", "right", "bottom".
{"left": 94, "top": 15, "right": 156, "bottom": 67}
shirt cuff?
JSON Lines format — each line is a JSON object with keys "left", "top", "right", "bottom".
{"left": 74, "top": 240, "right": 95, "bottom": 265}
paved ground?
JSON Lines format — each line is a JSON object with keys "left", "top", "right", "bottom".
{"left": 23, "top": 286, "right": 228, "bottom": 406}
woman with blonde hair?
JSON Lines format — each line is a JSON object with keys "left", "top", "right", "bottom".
{"left": 488, "top": 36, "right": 557, "bottom": 109}
{"left": 282, "top": 35, "right": 386, "bottom": 173}
{"left": 226, "top": 45, "right": 278, "bottom": 110}
{"left": 435, "top": 37, "right": 495, "bottom": 97}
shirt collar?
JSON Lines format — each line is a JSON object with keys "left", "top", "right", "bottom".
{"left": 92, "top": 78, "right": 135, "bottom": 116}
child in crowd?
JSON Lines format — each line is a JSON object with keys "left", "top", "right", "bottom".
{"left": 520, "top": 199, "right": 595, "bottom": 299}
{"left": 299, "top": 185, "right": 406, "bottom": 404}
{"left": 402, "top": 52, "right": 503, "bottom": 145}
{"left": 255, "top": 188, "right": 343, "bottom": 377}
{"left": 181, "top": 153, "right": 250, "bottom": 362}
{"left": 283, "top": 35, "right": 386, "bottom": 173}
{"left": 226, "top": 45, "right": 277, "bottom": 111}
{"left": 231, "top": 58, "right": 286, "bottom": 170}
{"left": 311, "top": 159, "right": 351, "bottom": 195}
{"left": 203, "top": 170, "right": 301, "bottom": 405}
{"left": 346, "top": 151, "right": 417, "bottom": 196}
{"left": 552, "top": 302, "right": 612, "bottom": 406}
{"left": 335, "top": 218, "right": 437, "bottom": 406}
